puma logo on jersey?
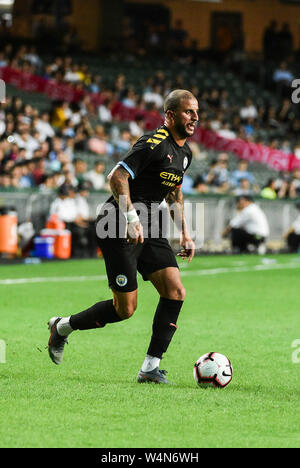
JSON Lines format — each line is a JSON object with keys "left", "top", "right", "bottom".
{"left": 167, "top": 154, "right": 173, "bottom": 163}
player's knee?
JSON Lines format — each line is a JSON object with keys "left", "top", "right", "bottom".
{"left": 165, "top": 284, "right": 186, "bottom": 301}
{"left": 175, "top": 285, "right": 186, "bottom": 301}
{"left": 115, "top": 302, "right": 137, "bottom": 320}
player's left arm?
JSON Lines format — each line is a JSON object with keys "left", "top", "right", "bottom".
{"left": 165, "top": 186, "right": 195, "bottom": 262}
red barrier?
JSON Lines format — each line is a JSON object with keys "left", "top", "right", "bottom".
{"left": 191, "top": 127, "right": 300, "bottom": 173}
{"left": 0, "top": 66, "right": 84, "bottom": 102}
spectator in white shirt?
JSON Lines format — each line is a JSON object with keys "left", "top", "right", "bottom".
{"left": 76, "top": 181, "right": 92, "bottom": 221}
{"left": 240, "top": 98, "right": 258, "bottom": 121}
{"left": 98, "top": 97, "right": 113, "bottom": 123}
{"left": 284, "top": 202, "right": 300, "bottom": 252}
{"left": 13, "top": 129, "right": 40, "bottom": 159}
{"left": 49, "top": 184, "right": 92, "bottom": 257}
{"left": 143, "top": 85, "right": 164, "bottom": 110}
{"left": 0, "top": 119, "right": 5, "bottom": 136}
{"left": 84, "top": 160, "right": 107, "bottom": 191}
{"left": 34, "top": 112, "right": 55, "bottom": 142}
{"left": 64, "top": 64, "right": 82, "bottom": 83}
{"left": 129, "top": 115, "right": 145, "bottom": 139}
{"left": 222, "top": 196, "right": 269, "bottom": 253}
{"left": 217, "top": 121, "right": 236, "bottom": 140}
{"left": 49, "top": 184, "right": 79, "bottom": 223}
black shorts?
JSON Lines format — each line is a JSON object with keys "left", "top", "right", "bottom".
{"left": 97, "top": 236, "right": 179, "bottom": 292}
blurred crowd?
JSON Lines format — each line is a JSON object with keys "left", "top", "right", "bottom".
{"left": 0, "top": 41, "right": 300, "bottom": 201}
{"left": 0, "top": 94, "right": 112, "bottom": 193}
{"left": 182, "top": 153, "right": 300, "bottom": 200}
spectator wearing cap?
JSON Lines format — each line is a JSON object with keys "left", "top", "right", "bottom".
{"left": 222, "top": 195, "right": 270, "bottom": 254}
{"left": 284, "top": 202, "right": 300, "bottom": 253}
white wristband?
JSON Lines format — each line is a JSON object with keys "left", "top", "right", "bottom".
{"left": 125, "top": 209, "right": 139, "bottom": 224}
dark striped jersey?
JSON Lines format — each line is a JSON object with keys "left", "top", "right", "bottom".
{"left": 109, "top": 125, "right": 192, "bottom": 207}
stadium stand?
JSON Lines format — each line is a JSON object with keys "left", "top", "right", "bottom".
{"left": 1, "top": 41, "right": 300, "bottom": 256}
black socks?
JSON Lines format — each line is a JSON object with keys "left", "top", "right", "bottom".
{"left": 69, "top": 296, "right": 184, "bottom": 362}
{"left": 147, "top": 297, "right": 183, "bottom": 359}
{"left": 69, "top": 299, "right": 122, "bottom": 330}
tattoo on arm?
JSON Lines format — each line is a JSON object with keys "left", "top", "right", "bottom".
{"left": 165, "top": 186, "right": 183, "bottom": 205}
{"left": 165, "top": 187, "right": 186, "bottom": 232}
{"left": 109, "top": 166, "right": 133, "bottom": 210}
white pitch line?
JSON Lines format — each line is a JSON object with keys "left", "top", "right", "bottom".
{"left": 0, "top": 275, "right": 107, "bottom": 285}
{"left": 0, "top": 262, "right": 299, "bottom": 286}
{"left": 180, "top": 262, "right": 300, "bottom": 277}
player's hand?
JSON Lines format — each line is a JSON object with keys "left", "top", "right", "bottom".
{"left": 127, "top": 221, "right": 144, "bottom": 245}
{"left": 177, "top": 236, "right": 195, "bottom": 262}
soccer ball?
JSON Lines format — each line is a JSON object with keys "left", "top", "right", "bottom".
{"left": 193, "top": 352, "right": 233, "bottom": 388}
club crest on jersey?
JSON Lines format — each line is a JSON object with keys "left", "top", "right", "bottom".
{"left": 183, "top": 157, "right": 188, "bottom": 170}
{"left": 116, "top": 275, "right": 128, "bottom": 287}
{"left": 167, "top": 154, "right": 173, "bottom": 164}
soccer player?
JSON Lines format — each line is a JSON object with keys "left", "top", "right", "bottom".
{"left": 48, "top": 89, "right": 199, "bottom": 384}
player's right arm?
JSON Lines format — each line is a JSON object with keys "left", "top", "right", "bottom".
{"left": 108, "top": 165, "right": 144, "bottom": 244}
{"left": 108, "top": 133, "right": 163, "bottom": 244}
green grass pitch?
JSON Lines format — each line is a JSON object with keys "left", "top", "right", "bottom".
{"left": 0, "top": 254, "right": 300, "bottom": 448}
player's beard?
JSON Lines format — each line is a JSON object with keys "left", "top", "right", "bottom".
{"left": 174, "top": 120, "right": 195, "bottom": 139}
